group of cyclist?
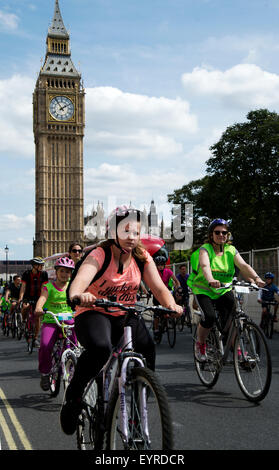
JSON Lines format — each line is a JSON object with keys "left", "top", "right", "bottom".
{"left": 1, "top": 209, "right": 279, "bottom": 437}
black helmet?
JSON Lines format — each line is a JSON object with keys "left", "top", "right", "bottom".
{"left": 154, "top": 256, "right": 167, "bottom": 265}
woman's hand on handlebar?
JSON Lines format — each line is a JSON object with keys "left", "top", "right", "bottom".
{"left": 168, "top": 303, "right": 183, "bottom": 318}
{"left": 70, "top": 292, "right": 97, "bottom": 307}
{"left": 35, "top": 308, "right": 44, "bottom": 318}
{"left": 209, "top": 279, "right": 221, "bottom": 288}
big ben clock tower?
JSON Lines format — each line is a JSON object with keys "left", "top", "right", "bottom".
{"left": 33, "top": 0, "right": 85, "bottom": 257}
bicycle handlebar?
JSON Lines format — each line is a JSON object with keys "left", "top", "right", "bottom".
{"left": 217, "top": 279, "right": 267, "bottom": 291}
{"left": 71, "top": 297, "right": 177, "bottom": 316}
{"left": 43, "top": 310, "right": 75, "bottom": 329}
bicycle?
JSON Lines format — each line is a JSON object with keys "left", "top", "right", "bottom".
{"left": 74, "top": 298, "right": 174, "bottom": 450}
{"left": 43, "top": 310, "right": 82, "bottom": 397}
{"left": 9, "top": 302, "right": 23, "bottom": 340}
{"left": 193, "top": 279, "right": 272, "bottom": 402}
{"left": 23, "top": 301, "right": 37, "bottom": 354}
{"left": 153, "top": 310, "right": 176, "bottom": 348}
{"left": 260, "top": 301, "right": 278, "bottom": 340}
{"left": 1, "top": 306, "right": 11, "bottom": 337}
{"left": 177, "top": 299, "right": 192, "bottom": 334}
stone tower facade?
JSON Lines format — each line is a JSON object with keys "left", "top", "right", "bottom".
{"left": 33, "top": 0, "right": 85, "bottom": 257}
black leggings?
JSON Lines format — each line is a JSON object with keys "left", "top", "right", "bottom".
{"left": 195, "top": 290, "right": 236, "bottom": 329}
{"left": 66, "top": 310, "right": 156, "bottom": 401}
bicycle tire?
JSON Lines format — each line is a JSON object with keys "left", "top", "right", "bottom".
{"left": 167, "top": 318, "right": 176, "bottom": 348}
{"left": 193, "top": 325, "right": 220, "bottom": 388}
{"left": 177, "top": 313, "right": 185, "bottom": 332}
{"left": 11, "top": 315, "right": 16, "bottom": 338}
{"left": 27, "top": 324, "right": 35, "bottom": 354}
{"left": 2, "top": 315, "right": 8, "bottom": 336}
{"left": 106, "top": 367, "right": 173, "bottom": 450}
{"left": 153, "top": 318, "right": 163, "bottom": 344}
{"left": 63, "top": 351, "right": 77, "bottom": 391}
{"left": 185, "top": 308, "right": 193, "bottom": 334}
{"left": 234, "top": 320, "right": 272, "bottom": 402}
{"left": 49, "top": 343, "right": 62, "bottom": 397}
{"left": 76, "top": 380, "right": 103, "bottom": 450}
{"left": 266, "top": 315, "right": 274, "bottom": 339}
{"left": 16, "top": 314, "right": 23, "bottom": 341}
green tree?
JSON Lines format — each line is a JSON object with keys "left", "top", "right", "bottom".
{"left": 168, "top": 109, "right": 279, "bottom": 250}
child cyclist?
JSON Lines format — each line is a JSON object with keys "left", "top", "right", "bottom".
{"left": 35, "top": 257, "right": 76, "bottom": 391}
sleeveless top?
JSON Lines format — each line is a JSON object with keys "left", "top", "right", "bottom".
{"left": 75, "top": 246, "right": 152, "bottom": 317}
{"left": 191, "top": 243, "right": 236, "bottom": 299}
{"left": 42, "top": 281, "right": 73, "bottom": 323}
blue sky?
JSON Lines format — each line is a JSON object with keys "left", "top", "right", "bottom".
{"left": 1, "top": 0, "right": 279, "bottom": 261}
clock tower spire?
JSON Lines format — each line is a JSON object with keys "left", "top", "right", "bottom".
{"left": 33, "top": 0, "right": 85, "bottom": 258}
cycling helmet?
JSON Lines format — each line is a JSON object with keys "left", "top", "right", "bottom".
{"left": 30, "top": 257, "right": 45, "bottom": 265}
{"left": 175, "top": 287, "right": 184, "bottom": 295}
{"left": 106, "top": 205, "right": 142, "bottom": 232}
{"left": 54, "top": 257, "right": 75, "bottom": 270}
{"left": 154, "top": 255, "right": 167, "bottom": 265}
{"left": 264, "top": 272, "right": 274, "bottom": 279}
{"left": 208, "top": 218, "right": 229, "bottom": 233}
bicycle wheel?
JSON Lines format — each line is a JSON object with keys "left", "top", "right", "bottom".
{"left": 16, "top": 314, "right": 23, "bottom": 340}
{"left": 26, "top": 324, "right": 35, "bottom": 354}
{"left": 2, "top": 314, "right": 8, "bottom": 336}
{"left": 266, "top": 315, "right": 274, "bottom": 339}
{"left": 106, "top": 367, "right": 173, "bottom": 450}
{"left": 63, "top": 350, "right": 77, "bottom": 391}
{"left": 177, "top": 313, "right": 185, "bottom": 332}
{"left": 153, "top": 318, "right": 163, "bottom": 344}
{"left": 77, "top": 380, "right": 103, "bottom": 450}
{"left": 193, "top": 325, "right": 220, "bottom": 388}
{"left": 49, "top": 344, "right": 62, "bottom": 397}
{"left": 11, "top": 315, "right": 16, "bottom": 338}
{"left": 185, "top": 307, "right": 193, "bottom": 333}
{"left": 167, "top": 318, "right": 176, "bottom": 348}
{"left": 234, "top": 320, "right": 272, "bottom": 402}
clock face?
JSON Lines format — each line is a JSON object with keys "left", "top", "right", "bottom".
{"left": 49, "top": 96, "right": 74, "bottom": 121}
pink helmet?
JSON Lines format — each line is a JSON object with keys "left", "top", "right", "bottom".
{"left": 54, "top": 257, "right": 75, "bottom": 270}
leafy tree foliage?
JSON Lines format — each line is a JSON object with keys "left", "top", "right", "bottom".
{"left": 168, "top": 109, "right": 279, "bottom": 251}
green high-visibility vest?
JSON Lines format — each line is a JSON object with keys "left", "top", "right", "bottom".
{"left": 190, "top": 243, "right": 236, "bottom": 299}
{"left": 43, "top": 281, "right": 73, "bottom": 323}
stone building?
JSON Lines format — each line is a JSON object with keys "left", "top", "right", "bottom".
{"left": 33, "top": 0, "right": 85, "bottom": 257}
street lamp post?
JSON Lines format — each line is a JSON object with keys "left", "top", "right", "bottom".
{"left": 4, "top": 245, "right": 9, "bottom": 283}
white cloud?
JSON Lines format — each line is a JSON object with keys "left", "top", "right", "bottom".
{"left": 0, "top": 77, "right": 197, "bottom": 162}
{"left": 181, "top": 64, "right": 279, "bottom": 108}
{"left": 0, "top": 75, "right": 34, "bottom": 157}
{"left": 0, "top": 10, "right": 19, "bottom": 31}
{"left": 0, "top": 214, "right": 35, "bottom": 232}
{"left": 85, "top": 86, "right": 198, "bottom": 160}
{"left": 9, "top": 237, "right": 32, "bottom": 246}
{"left": 84, "top": 162, "right": 188, "bottom": 210}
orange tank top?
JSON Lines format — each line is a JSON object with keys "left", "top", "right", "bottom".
{"left": 74, "top": 246, "right": 152, "bottom": 317}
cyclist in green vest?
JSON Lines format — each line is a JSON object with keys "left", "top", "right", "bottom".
{"left": 35, "top": 257, "right": 76, "bottom": 391}
{"left": 191, "top": 218, "right": 265, "bottom": 361}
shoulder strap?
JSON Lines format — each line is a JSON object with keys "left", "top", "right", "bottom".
{"left": 134, "top": 256, "right": 145, "bottom": 277}
{"left": 66, "top": 245, "right": 112, "bottom": 308}
{"left": 89, "top": 245, "right": 111, "bottom": 285}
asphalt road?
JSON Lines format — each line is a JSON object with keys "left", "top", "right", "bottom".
{"left": 0, "top": 320, "right": 278, "bottom": 452}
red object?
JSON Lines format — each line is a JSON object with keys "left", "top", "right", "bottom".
{"left": 140, "top": 234, "right": 170, "bottom": 265}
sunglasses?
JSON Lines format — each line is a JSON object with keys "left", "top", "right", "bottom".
{"left": 71, "top": 249, "right": 82, "bottom": 253}
{"left": 213, "top": 230, "right": 228, "bottom": 236}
